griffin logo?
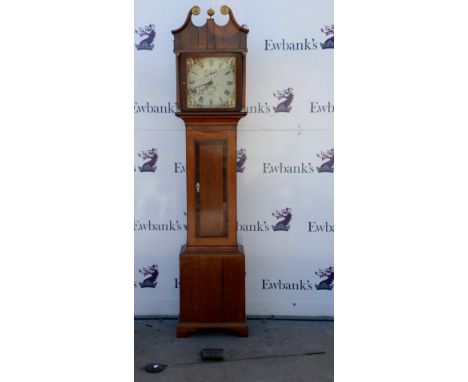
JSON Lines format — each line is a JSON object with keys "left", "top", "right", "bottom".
{"left": 316, "top": 148, "right": 334, "bottom": 173}
{"left": 315, "top": 266, "right": 334, "bottom": 290}
{"left": 137, "top": 148, "right": 158, "bottom": 173}
{"left": 138, "top": 264, "right": 159, "bottom": 288}
{"left": 135, "top": 24, "right": 156, "bottom": 51}
{"left": 237, "top": 148, "right": 247, "bottom": 173}
{"left": 320, "top": 25, "right": 334, "bottom": 49}
{"left": 272, "top": 207, "right": 293, "bottom": 231}
{"left": 273, "top": 88, "right": 294, "bottom": 113}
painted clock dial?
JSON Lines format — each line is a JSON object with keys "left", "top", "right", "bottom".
{"left": 186, "top": 56, "right": 236, "bottom": 108}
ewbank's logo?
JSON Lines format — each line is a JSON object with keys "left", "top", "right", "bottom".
{"left": 135, "top": 24, "right": 156, "bottom": 51}
{"left": 308, "top": 221, "right": 334, "bottom": 233}
{"left": 263, "top": 162, "right": 315, "bottom": 174}
{"left": 315, "top": 266, "right": 334, "bottom": 290}
{"left": 137, "top": 148, "right": 158, "bottom": 172}
{"left": 138, "top": 264, "right": 159, "bottom": 288}
{"left": 174, "top": 162, "right": 186, "bottom": 173}
{"left": 237, "top": 220, "right": 270, "bottom": 232}
{"left": 237, "top": 148, "right": 247, "bottom": 173}
{"left": 310, "top": 101, "right": 334, "bottom": 113}
{"left": 134, "top": 218, "right": 186, "bottom": 232}
{"left": 273, "top": 88, "right": 294, "bottom": 113}
{"left": 264, "top": 38, "right": 318, "bottom": 51}
{"left": 246, "top": 102, "right": 272, "bottom": 113}
{"left": 316, "top": 148, "right": 334, "bottom": 173}
{"left": 262, "top": 279, "right": 314, "bottom": 291}
{"left": 320, "top": 25, "right": 334, "bottom": 49}
{"left": 134, "top": 101, "right": 176, "bottom": 114}
{"left": 272, "top": 207, "right": 293, "bottom": 231}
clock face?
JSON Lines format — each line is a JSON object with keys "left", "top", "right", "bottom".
{"left": 186, "top": 56, "right": 236, "bottom": 108}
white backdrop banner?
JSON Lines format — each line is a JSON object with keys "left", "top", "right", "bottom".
{"left": 134, "top": 0, "right": 334, "bottom": 317}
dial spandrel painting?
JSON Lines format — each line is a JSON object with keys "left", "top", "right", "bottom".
{"left": 186, "top": 56, "right": 237, "bottom": 108}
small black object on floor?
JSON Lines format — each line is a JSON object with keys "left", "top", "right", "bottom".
{"left": 144, "top": 363, "right": 167, "bottom": 373}
{"left": 200, "top": 348, "right": 224, "bottom": 361}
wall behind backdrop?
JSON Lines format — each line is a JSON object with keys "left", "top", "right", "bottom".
{"left": 134, "top": 0, "right": 334, "bottom": 317}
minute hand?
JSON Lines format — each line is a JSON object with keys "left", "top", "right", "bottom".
{"left": 196, "top": 80, "right": 214, "bottom": 89}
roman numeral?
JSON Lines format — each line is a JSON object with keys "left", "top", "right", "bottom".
{"left": 227, "top": 81, "right": 234, "bottom": 85}
{"left": 199, "top": 96, "right": 204, "bottom": 103}
{"left": 189, "top": 81, "right": 195, "bottom": 84}
{"left": 209, "top": 60, "right": 213, "bottom": 66}
{"left": 209, "top": 99, "right": 213, "bottom": 106}
{"left": 224, "top": 90, "right": 231, "bottom": 95}
{"left": 225, "top": 71, "right": 231, "bottom": 75}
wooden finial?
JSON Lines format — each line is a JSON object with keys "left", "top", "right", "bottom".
{"left": 220, "top": 5, "right": 230, "bottom": 15}
{"left": 207, "top": 7, "right": 215, "bottom": 18}
{"left": 191, "top": 6, "right": 200, "bottom": 15}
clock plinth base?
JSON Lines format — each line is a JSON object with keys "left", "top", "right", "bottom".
{"left": 177, "top": 322, "right": 248, "bottom": 338}
{"left": 177, "top": 245, "right": 248, "bottom": 338}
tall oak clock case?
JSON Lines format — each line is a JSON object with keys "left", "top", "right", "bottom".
{"left": 172, "top": 6, "right": 248, "bottom": 338}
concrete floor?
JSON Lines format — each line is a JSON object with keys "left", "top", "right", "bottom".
{"left": 135, "top": 319, "right": 333, "bottom": 382}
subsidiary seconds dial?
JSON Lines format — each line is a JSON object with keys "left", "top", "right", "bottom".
{"left": 186, "top": 56, "right": 236, "bottom": 108}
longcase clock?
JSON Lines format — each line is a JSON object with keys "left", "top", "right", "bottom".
{"left": 172, "top": 5, "right": 249, "bottom": 337}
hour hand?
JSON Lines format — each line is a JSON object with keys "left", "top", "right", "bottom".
{"left": 193, "top": 81, "right": 210, "bottom": 89}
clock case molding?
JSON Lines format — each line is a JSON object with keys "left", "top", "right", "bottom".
{"left": 172, "top": 7, "right": 249, "bottom": 338}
